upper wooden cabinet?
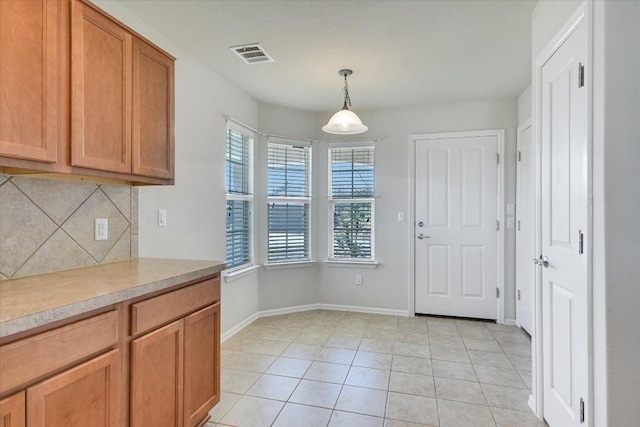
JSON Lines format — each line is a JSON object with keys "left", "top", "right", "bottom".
{"left": 0, "top": 0, "right": 175, "bottom": 185}
{"left": 0, "top": 0, "right": 61, "bottom": 164}
{"left": 71, "top": 1, "right": 132, "bottom": 174}
{"left": 133, "top": 38, "right": 175, "bottom": 179}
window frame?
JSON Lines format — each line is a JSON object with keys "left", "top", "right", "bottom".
{"left": 266, "top": 137, "right": 313, "bottom": 264}
{"left": 328, "top": 142, "right": 376, "bottom": 262}
{"left": 225, "top": 122, "right": 255, "bottom": 271}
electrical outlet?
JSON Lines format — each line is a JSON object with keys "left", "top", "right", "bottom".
{"left": 95, "top": 218, "right": 108, "bottom": 241}
{"left": 158, "top": 209, "right": 167, "bottom": 227}
{"left": 355, "top": 274, "right": 363, "bottom": 286}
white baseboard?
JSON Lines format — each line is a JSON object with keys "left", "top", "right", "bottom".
{"left": 221, "top": 312, "right": 259, "bottom": 342}
{"left": 503, "top": 318, "right": 517, "bottom": 326}
{"left": 221, "top": 303, "right": 410, "bottom": 342}
{"left": 319, "top": 304, "right": 409, "bottom": 317}
{"left": 528, "top": 394, "right": 540, "bottom": 418}
{"left": 256, "top": 304, "right": 322, "bottom": 318}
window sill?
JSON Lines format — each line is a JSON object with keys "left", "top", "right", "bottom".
{"left": 223, "top": 264, "right": 261, "bottom": 282}
{"left": 324, "top": 260, "right": 379, "bottom": 269}
{"left": 263, "top": 260, "right": 317, "bottom": 271}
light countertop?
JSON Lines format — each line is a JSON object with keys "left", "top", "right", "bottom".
{"left": 0, "top": 258, "right": 225, "bottom": 338}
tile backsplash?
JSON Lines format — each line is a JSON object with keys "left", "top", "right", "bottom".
{"left": 0, "top": 174, "right": 138, "bottom": 279}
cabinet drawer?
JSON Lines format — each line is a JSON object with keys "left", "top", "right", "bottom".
{"left": 0, "top": 310, "right": 118, "bottom": 394}
{"left": 131, "top": 277, "right": 220, "bottom": 336}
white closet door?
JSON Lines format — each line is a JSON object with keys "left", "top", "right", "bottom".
{"left": 516, "top": 121, "right": 534, "bottom": 335}
{"left": 540, "top": 18, "right": 589, "bottom": 427}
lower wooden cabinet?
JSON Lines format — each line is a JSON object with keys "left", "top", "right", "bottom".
{"left": 131, "top": 302, "right": 221, "bottom": 427}
{"left": 184, "top": 303, "right": 221, "bottom": 427}
{"left": 27, "top": 350, "right": 120, "bottom": 427}
{"left": 0, "top": 391, "right": 25, "bottom": 427}
{"left": 131, "top": 320, "right": 183, "bottom": 427}
{"left": 0, "top": 275, "right": 220, "bottom": 427}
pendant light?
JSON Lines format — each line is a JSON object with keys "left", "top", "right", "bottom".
{"left": 322, "top": 69, "right": 368, "bottom": 135}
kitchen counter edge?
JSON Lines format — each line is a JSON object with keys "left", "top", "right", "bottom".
{"left": 0, "top": 258, "right": 226, "bottom": 338}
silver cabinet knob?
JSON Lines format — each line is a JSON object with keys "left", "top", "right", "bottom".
{"left": 417, "top": 233, "right": 430, "bottom": 240}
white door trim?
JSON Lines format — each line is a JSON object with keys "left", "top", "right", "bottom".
{"left": 408, "top": 129, "right": 505, "bottom": 323}
{"left": 531, "top": 1, "right": 593, "bottom": 422}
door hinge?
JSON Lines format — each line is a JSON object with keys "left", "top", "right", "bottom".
{"left": 579, "top": 230, "right": 584, "bottom": 254}
{"left": 517, "top": 151, "right": 521, "bottom": 162}
{"left": 580, "top": 397, "right": 585, "bottom": 423}
{"left": 496, "top": 288, "right": 500, "bottom": 298}
{"left": 496, "top": 220, "right": 500, "bottom": 231}
{"left": 496, "top": 153, "right": 500, "bottom": 164}
{"left": 579, "top": 63, "right": 585, "bottom": 88}
{"left": 517, "top": 220, "right": 521, "bottom": 231}
{"left": 517, "top": 289, "right": 521, "bottom": 301}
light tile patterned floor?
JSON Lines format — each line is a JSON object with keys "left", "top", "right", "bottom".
{"left": 206, "top": 310, "right": 546, "bottom": 427}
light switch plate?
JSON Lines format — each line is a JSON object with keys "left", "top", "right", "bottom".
{"left": 95, "top": 218, "right": 108, "bottom": 241}
{"left": 397, "top": 212, "right": 405, "bottom": 222}
{"left": 158, "top": 210, "right": 167, "bottom": 227}
{"left": 507, "top": 217, "right": 515, "bottom": 229}
{"left": 507, "top": 204, "right": 515, "bottom": 215}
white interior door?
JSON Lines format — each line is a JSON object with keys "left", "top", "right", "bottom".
{"left": 414, "top": 132, "right": 500, "bottom": 320}
{"left": 516, "top": 121, "right": 534, "bottom": 335}
{"left": 540, "top": 19, "right": 589, "bottom": 427}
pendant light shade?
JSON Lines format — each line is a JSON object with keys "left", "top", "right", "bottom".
{"left": 322, "top": 69, "right": 368, "bottom": 135}
{"left": 323, "top": 108, "right": 368, "bottom": 135}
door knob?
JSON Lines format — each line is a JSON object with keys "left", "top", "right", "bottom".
{"left": 533, "top": 255, "right": 549, "bottom": 268}
{"left": 417, "top": 221, "right": 424, "bottom": 227}
{"left": 417, "top": 233, "right": 430, "bottom": 240}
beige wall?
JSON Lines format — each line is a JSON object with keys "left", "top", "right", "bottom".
{"left": 93, "top": 0, "right": 261, "bottom": 335}
{"left": 517, "top": 85, "right": 532, "bottom": 126}
{"left": 316, "top": 99, "right": 519, "bottom": 319}
{"left": 0, "top": 175, "right": 137, "bottom": 279}
{"left": 532, "top": 0, "right": 583, "bottom": 60}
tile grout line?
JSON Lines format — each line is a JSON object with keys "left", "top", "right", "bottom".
{"left": 220, "top": 311, "right": 533, "bottom": 426}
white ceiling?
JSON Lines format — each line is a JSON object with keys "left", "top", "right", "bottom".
{"left": 116, "top": 0, "right": 536, "bottom": 113}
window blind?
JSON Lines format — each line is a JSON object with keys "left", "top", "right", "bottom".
{"left": 329, "top": 146, "right": 375, "bottom": 260}
{"left": 268, "top": 202, "right": 309, "bottom": 261}
{"left": 267, "top": 142, "right": 311, "bottom": 261}
{"left": 226, "top": 200, "right": 251, "bottom": 267}
{"left": 268, "top": 144, "right": 310, "bottom": 197}
{"left": 332, "top": 202, "right": 372, "bottom": 259}
{"left": 331, "top": 147, "right": 374, "bottom": 199}
{"left": 226, "top": 128, "right": 252, "bottom": 195}
{"left": 225, "top": 127, "right": 253, "bottom": 269}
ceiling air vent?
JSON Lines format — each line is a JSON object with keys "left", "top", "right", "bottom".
{"left": 229, "top": 43, "right": 274, "bottom": 65}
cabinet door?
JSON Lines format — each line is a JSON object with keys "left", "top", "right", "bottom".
{"left": 131, "top": 320, "right": 183, "bottom": 427}
{"left": 0, "top": 391, "right": 25, "bottom": 427}
{"left": 184, "top": 303, "right": 220, "bottom": 427}
{"left": 132, "top": 38, "right": 174, "bottom": 179}
{"left": 71, "top": 0, "right": 132, "bottom": 174}
{"left": 0, "top": 0, "right": 60, "bottom": 163}
{"left": 27, "top": 350, "right": 120, "bottom": 427}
